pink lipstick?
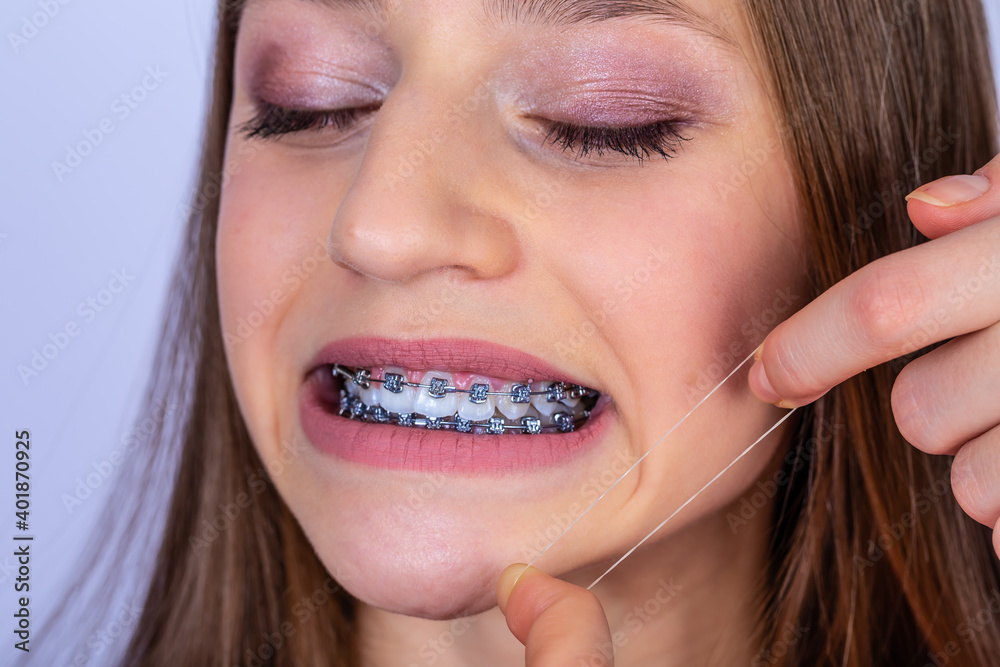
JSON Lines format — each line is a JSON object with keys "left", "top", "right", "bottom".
{"left": 299, "top": 337, "right": 613, "bottom": 474}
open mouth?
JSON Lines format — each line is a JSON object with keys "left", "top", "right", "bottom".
{"left": 300, "top": 337, "right": 614, "bottom": 473}
{"left": 323, "top": 364, "right": 603, "bottom": 434}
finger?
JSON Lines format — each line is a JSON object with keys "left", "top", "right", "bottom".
{"left": 951, "top": 423, "right": 1000, "bottom": 528}
{"left": 906, "top": 153, "right": 1000, "bottom": 240}
{"left": 748, "top": 215, "right": 1000, "bottom": 407}
{"left": 890, "top": 322, "right": 1000, "bottom": 455}
{"left": 994, "top": 515, "right": 1000, "bottom": 560}
{"left": 497, "top": 563, "right": 614, "bottom": 667}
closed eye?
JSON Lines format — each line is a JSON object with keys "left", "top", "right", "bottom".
{"left": 238, "top": 101, "right": 380, "bottom": 140}
{"left": 539, "top": 119, "right": 692, "bottom": 164}
{"left": 238, "top": 100, "right": 692, "bottom": 165}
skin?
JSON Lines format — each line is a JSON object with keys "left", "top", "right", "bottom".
{"left": 215, "top": 0, "right": 1000, "bottom": 663}
{"left": 510, "top": 157, "right": 1000, "bottom": 665}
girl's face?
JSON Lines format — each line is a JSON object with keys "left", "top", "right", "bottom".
{"left": 218, "top": 0, "right": 807, "bottom": 618}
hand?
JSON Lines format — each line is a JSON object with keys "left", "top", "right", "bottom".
{"left": 496, "top": 563, "right": 614, "bottom": 666}
{"left": 748, "top": 153, "right": 1000, "bottom": 556}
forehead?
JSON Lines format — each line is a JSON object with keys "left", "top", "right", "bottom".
{"left": 252, "top": 0, "right": 743, "bottom": 50}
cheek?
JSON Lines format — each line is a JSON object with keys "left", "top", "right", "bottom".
{"left": 543, "top": 143, "right": 805, "bottom": 407}
{"left": 533, "top": 125, "right": 807, "bottom": 529}
{"left": 215, "top": 149, "right": 336, "bottom": 460}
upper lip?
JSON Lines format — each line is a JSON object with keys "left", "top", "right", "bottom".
{"left": 307, "top": 337, "right": 602, "bottom": 391}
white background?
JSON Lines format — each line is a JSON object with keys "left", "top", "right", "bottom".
{"left": 2, "top": 1, "right": 1000, "bottom": 664}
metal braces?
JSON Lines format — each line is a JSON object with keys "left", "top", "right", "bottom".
{"left": 331, "top": 364, "right": 599, "bottom": 404}
{"left": 338, "top": 391, "right": 588, "bottom": 434}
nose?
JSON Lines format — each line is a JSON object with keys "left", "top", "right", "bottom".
{"left": 327, "top": 83, "right": 519, "bottom": 284}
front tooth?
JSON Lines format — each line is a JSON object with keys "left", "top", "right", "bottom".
{"left": 360, "top": 381, "right": 380, "bottom": 407}
{"left": 413, "top": 371, "right": 458, "bottom": 418}
{"left": 497, "top": 381, "right": 529, "bottom": 420}
{"left": 377, "top": 366, "right": 416, "bottom": 414}
{"left": 458, "top": 375, "right": 496, "bottom": 421}
{"left": 530, "top": 381, "right": 562, "bottom": 416}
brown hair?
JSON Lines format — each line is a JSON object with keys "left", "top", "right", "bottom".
{"left": 741, "top": 1, "right": 1000, "bottom": 665}
{"left": 35, "top": 0, "right": 1000, "bottom": 665}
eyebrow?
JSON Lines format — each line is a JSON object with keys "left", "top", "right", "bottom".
{"left": 304, "top": 0, "right": 738, "bottom": 48}
{"left": 484, "top": 0, "right": 736, "bottom": 46}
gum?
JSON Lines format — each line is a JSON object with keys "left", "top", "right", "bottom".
{"left": 369, "top": 365, "right": 545, "bottom": 392}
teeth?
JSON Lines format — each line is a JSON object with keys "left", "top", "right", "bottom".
{"left": 530, "top": 381, "right": 563, "bottom": 416}
{"left": 359, "top": 380, "right": 381, "bottom": 407}
{"left": 457, "top": 375, "right": 497, "bottom": 421}
{"left": 551, "top": 411, "right": 575, "bottom": 432}
{"left": 333, "top": 364, "right": 600, "bottom": 434}
{"left": 377, "top": 366, "right": 417, "bottom": 414}
{"left": 521, "top": 416, "right": 542, "bottom": 434}
{"left": 497, "top": 381, "right": 530, "bottom": 420}
{"left": 413, "top": 371, "right": 459, "bottom": 418}
{"left": 560, "top": 395, "right": 581, "bottom": 408}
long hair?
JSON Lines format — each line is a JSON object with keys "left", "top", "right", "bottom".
{"left": 33, "top": 1, "right": 1000, "bottom": 665}
{"left": 740, "top": 2, "right": 1000, "bottom": 665}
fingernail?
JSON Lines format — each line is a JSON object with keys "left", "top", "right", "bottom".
{"left": 497, "top": 563, "right": 536, "bottom": 614}
{"left": 749, "top": 360, "right": 781, "bottom": 404}
{"left": 905, "top": 174, "right": 990, "bottom": 207}
{"left": 753, "top": 342, "right": 764, "bottom": 362}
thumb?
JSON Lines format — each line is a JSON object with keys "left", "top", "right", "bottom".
{"left": 905, "top": 152, "right": 1000, "bottom": 239}
{"left": 496, "top": 563, "right": 614, "bottom": 666}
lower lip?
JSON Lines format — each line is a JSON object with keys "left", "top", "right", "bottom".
{"left": 299, "top": 373, "right": 613, "bottom": 475}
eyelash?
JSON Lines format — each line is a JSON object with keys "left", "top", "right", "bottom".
{"left": 540, "top": 119, "right": 691, "bottom": 163}
{"left": 238, "top": 101, "right": 692, "bottom": 164}
{"left": 239, "top": 103, "right": 377, "bottom": 139}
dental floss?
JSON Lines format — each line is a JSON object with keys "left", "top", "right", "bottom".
{"left": 520, "top": 348, "right": 796, "bottom": 589}
{"left": 585, "top": 407, "right": 798, "bottom": 589}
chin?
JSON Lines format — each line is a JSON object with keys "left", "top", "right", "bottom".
{"left": 318, "top": 529, "right": 507, "bottom": 619}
